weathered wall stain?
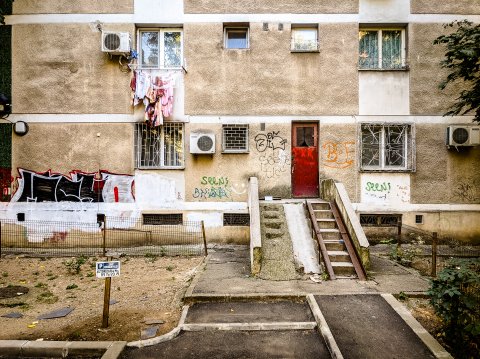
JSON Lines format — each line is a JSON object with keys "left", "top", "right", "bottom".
{"left": 322, "top": 141, "right": 355, "bottom": 169}
{"left": 453, "top": 182, "right": 479, "bottom": 202}
{"left": 11, "top": 168, "right": 134, "bottom": 203}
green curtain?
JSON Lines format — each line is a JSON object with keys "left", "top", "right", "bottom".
{"left": 382, "top": 30, "right": 402, "bottom": 69}
{"left": 359, "top": 30, "right": 378, "bottom": 69}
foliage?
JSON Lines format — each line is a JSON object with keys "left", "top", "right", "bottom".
{"left": 428, "top": 258, "right": 480, "bottom": 358}
{"left": 434, "top": 20, "right": 480, "bottom": 122}
{"left": 63, "top": 256, "right": 87, "bottom": 275}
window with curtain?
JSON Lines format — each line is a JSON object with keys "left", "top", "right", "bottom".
{"left": 224, "top": 27, "right": 249, "bottom": 49}
{"left": 359, "top": 28, "right": 405, "bottom": 69}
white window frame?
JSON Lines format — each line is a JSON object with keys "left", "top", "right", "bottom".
{"left": 222, "top": 124, "right": 249, "bottom": 153}
{"left": 134, "top": 122, "right": 185, "bottom": 169}
{"left": 291, "top": 26, "right": 319, "bottom": 52}
{"left": 359, "top": 123, "right": 415, "bottom": 172}
{"left": 138, "top": 28, "right": 183, "bottom": 69}
{"left": 224, "top": 27, "right": 250, "bottom": 49}
{"left": 358, "top": 28, "right": 407, "bottom": 70}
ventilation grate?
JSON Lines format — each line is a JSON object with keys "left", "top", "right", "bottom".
{"left": 143, "top": 213, "right": 183, "bottom": 225}
{"left": 223, "top": 213, "right": 250, "bottom": 226}
{"left": 452, "top": 128, "right": 469, "bottom": 144}
{"left": 197, "top": 135, "right": 214, "bottom": 151}
{"left": 104, "top": 33, "right": 121, "bottom": 51}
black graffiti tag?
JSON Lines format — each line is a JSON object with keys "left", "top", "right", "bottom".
{"left": 254, "top": 131, "right": 287, "bottom": 152}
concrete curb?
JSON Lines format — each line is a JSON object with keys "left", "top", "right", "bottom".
{"left": 183, "top": 293, "right": 308, "bottom": 304}
{"left": 0, "top": 340, "right": 126, "bottom": 359}
{"left": 306, "top": 294, "right": 344, "bottom": 359}
{"left": 127, "top": 305, "right": 190, "bottom": 348}
{"left": 183, "top": 255, "right": 209, "bottom": 299}
{"left": 381, "top": 293, "right": 453, "bottom": 359}
{"left": 182, "top": 322, "right": 317, "bottom": 331}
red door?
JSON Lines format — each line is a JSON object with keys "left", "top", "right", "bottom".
{"left": 292, "top": 123, "right": 319, "bottom": 198}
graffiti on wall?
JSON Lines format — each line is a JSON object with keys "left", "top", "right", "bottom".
{"left": 254, "top": 131, "right": 290, "bottom": 178}
{"left": 192, "top": 176, "right": 246, "bottom": 200}
{"left": 322, "top": 141, "right": 355, "bottom": 169}
{"left": 453, "top": 182, "right": 479, "bottom": 203}
{"left": 361, "top": 174, "right": 410, "bottom": 205}
{"left": 11, "top": 168, "right": 134, "bottom": 203}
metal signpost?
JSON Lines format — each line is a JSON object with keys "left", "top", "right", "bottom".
{"left": 96, "top": 260, "right": 120, "bottom": 328}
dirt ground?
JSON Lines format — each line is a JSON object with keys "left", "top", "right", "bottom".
{"left": 0, "top": 255, "right": 204, "bottom": 342}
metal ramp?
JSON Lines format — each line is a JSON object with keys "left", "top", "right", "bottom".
{"left": 306, "top": 200, "right": 367, "bottom": 280}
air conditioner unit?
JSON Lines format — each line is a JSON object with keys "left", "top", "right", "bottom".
{"left": 190, "top": 133, "right": 215, "bottom": 154}
{"left": 101, "top": 32, "right": 131, "bottom": 54}
{"left": 446, "top": 125, "right": 480, "bottom": 147}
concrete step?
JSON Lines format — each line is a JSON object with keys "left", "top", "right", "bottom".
{"left": 323, "top": 240, "right": 345, "bottom": 251}
{"left": 265, "top": 229, "right": 285, "bottom": 239}
{"left": 327, "top": 250, "right": 350, "bottom": 262}
{"left": 313, "top": 210, "right": 334, "bottom": 219}
{"left": 331, "top": 262, "right": 356, "bottom": 276}
{"left": 262, "top": 211, "right": 280, "bottom": 219}
{"left": 264, "top": 221, "right": 283, "bottom": 229}
{"left": 319, "top": 229, "right": 342, "bottom": 241}
{"left": 310, "top": 202, "right": 331, "bottom": 211}
{"left": 316, "top": 219, "right": 337, "bottom": 230}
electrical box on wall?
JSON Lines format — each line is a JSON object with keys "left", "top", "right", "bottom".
{"left": 190, "top": 133, "right": 215, "bottom": 154}
{"left": 446, "top": 125, "right": 480, "bottom": 147}
{"left": 101, "top": 32, "right": 131, "bottom": 54}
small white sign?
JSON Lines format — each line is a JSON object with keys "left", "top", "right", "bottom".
{"left": 96, "top": 261, "right": 121, "bottom": 278}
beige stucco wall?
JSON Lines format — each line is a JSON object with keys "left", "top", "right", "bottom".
{"left": 411, "top": 0, "right": 480, "bottom": 14}
{"left": 411, "top": 124, "right": 480, "bottom": 204}
{"left": 184, "top": 0, "right": 358, "bottom": 14}
{"left": 409, "top": 23, "right": 465, "bottom": 115}
{"left": 11, "top": 123, "right": 134, "bottom": 175}
{"left": 319, "top": 123, "right": 358, "bottom": 202}
{"left": 12, "top": 24, "right": 134, "bottom": 114}
{"left": 185, "top": 122, "right": 292, "bottom": 201}
{"left": 184, "top": 22, "right": 358, "bottom": 116}
{"left": 13, "top": 0, "right": 134, "bottom": 14}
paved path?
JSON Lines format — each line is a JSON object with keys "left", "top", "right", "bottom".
{"left": 122, "top": 245, "right": 451, "bottom": 359}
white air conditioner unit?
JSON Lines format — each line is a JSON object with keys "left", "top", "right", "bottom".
{"left": 190, "top": 133, "right": 215, "bottom": 154}
{"left": 101, "top": 32, "right": 131, "bottom": 54}
{"left": 446, "top": 125, "right": 480, "bottom": 147}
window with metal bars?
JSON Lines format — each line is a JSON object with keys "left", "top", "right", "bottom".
{"left": 223, "top": 213, "right": 250, "bottom": 226}
{"left": 134, "top": 123, "right": 184, "bottom": 169}
{"left": 222, "top": 124, "right": 249, "bottom": 153}
{"left": 358, "top": 28, "right": 407, "bottom": 70}
{"left": 143, "top": 213, "right": 183, "bottom": 225}
{"left": 360, "top": 123, "right": 415, "bottom": 171}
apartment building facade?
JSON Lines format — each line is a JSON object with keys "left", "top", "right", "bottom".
{"left": 1, "top": 0, "right": 479, "bottom": 242}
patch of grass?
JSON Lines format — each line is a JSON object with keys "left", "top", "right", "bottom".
{"left": 166, "top": 265, "right": 175, "bottom": 271}
{"left": 86, "top": 272, "right": 94, "bottom": 278}
{"left": 66, "top": 284, "right": 78, "bottom": 290}
{"left": 0, "top": 302, "right": 29, "bottom": 309}
{"left": 2, "top": 272, "right": 8, "bottom": 278}
{"left": 145, "top": 252, "right": 158, "bottom": 263}
{"left": 32, "top": 271, "right": 39, "bottom": 276}
{"left": 35, "top": 282, "right": 48, "bottom": 289}
{"left": 64, "top": 256, "right": 87, "bottom": 275}
{"left": 36, "top": 291, "right": 58, "bottom": 304}
{"left": 47, "top": 275, "right": 58, "bottom": 281}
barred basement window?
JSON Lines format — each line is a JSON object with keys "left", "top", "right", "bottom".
{"left": 223, "top": 213, "right": 250, "bottom": 226}
{"left": 143, "top": 213, "right": 183, "bottom": 225}
{"left": 360, "top": 123, "right": 415, "bottom": 171}
{"left": 222, "top": 124, "right": 249, "bottom": 153}
{"left": 135, "top": 123, "right": 184, "bottom": 169}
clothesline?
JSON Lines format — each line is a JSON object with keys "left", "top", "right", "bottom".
{"left": 130, "top": 70, "right": 175, "bottom": 127}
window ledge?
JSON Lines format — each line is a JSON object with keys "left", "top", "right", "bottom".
{"left": 136, "top": 167, "right": 185, "bottom": 170}
{"left": 291, "top": 49, "right": 320, "bottom": 53}
{"left": 222, "top": 150, "right": 249, "bottom": 154}
{"left": 360, "top": 169, "right": 415, "bottom": 173}
{"left": 358, "top": 67, "right": 409, "bottom": 72}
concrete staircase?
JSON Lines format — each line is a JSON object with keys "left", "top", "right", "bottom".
{"left": 258, "top": 203, "right": 299, "bottom": 281}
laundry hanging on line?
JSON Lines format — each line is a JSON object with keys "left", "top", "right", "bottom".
{"left": 130, "top": 70, "right": 174, "bottom": 127}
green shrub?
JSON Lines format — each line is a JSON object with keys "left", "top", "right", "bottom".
{"left": 428, "top": 258, "right": 480, "bottom": 358}
{"left": 64, "top": 256, "right": 87, "bottom": 275}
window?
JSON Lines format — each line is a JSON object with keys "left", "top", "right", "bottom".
{"left": 415, "top": 215, "right": 424, "bottom": 225}
{"left": 135, "top": 123, "right": 184, "bottom": 169}
{"left": 291, "top": 26, "right": 318, "bottom": 52}
{"left": 139, "top": 29, "right": 183, "bottom": 68}
{"left": 222, "top": 124, "right": 249, "bottom": 153}
{"left": 360, "top": 123, "right": 414, "bottom": 171}
{"left": 223, "top": 213, "right": 250, "bottom": 226}
{"left": 359, "top": 28, "right": 406, "bottom": 69}
{"left": 224, "top": 26, "right": 249, "bottom": 49}
{"left": 143, "top": 213, "right": 183, "bottom": 225}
